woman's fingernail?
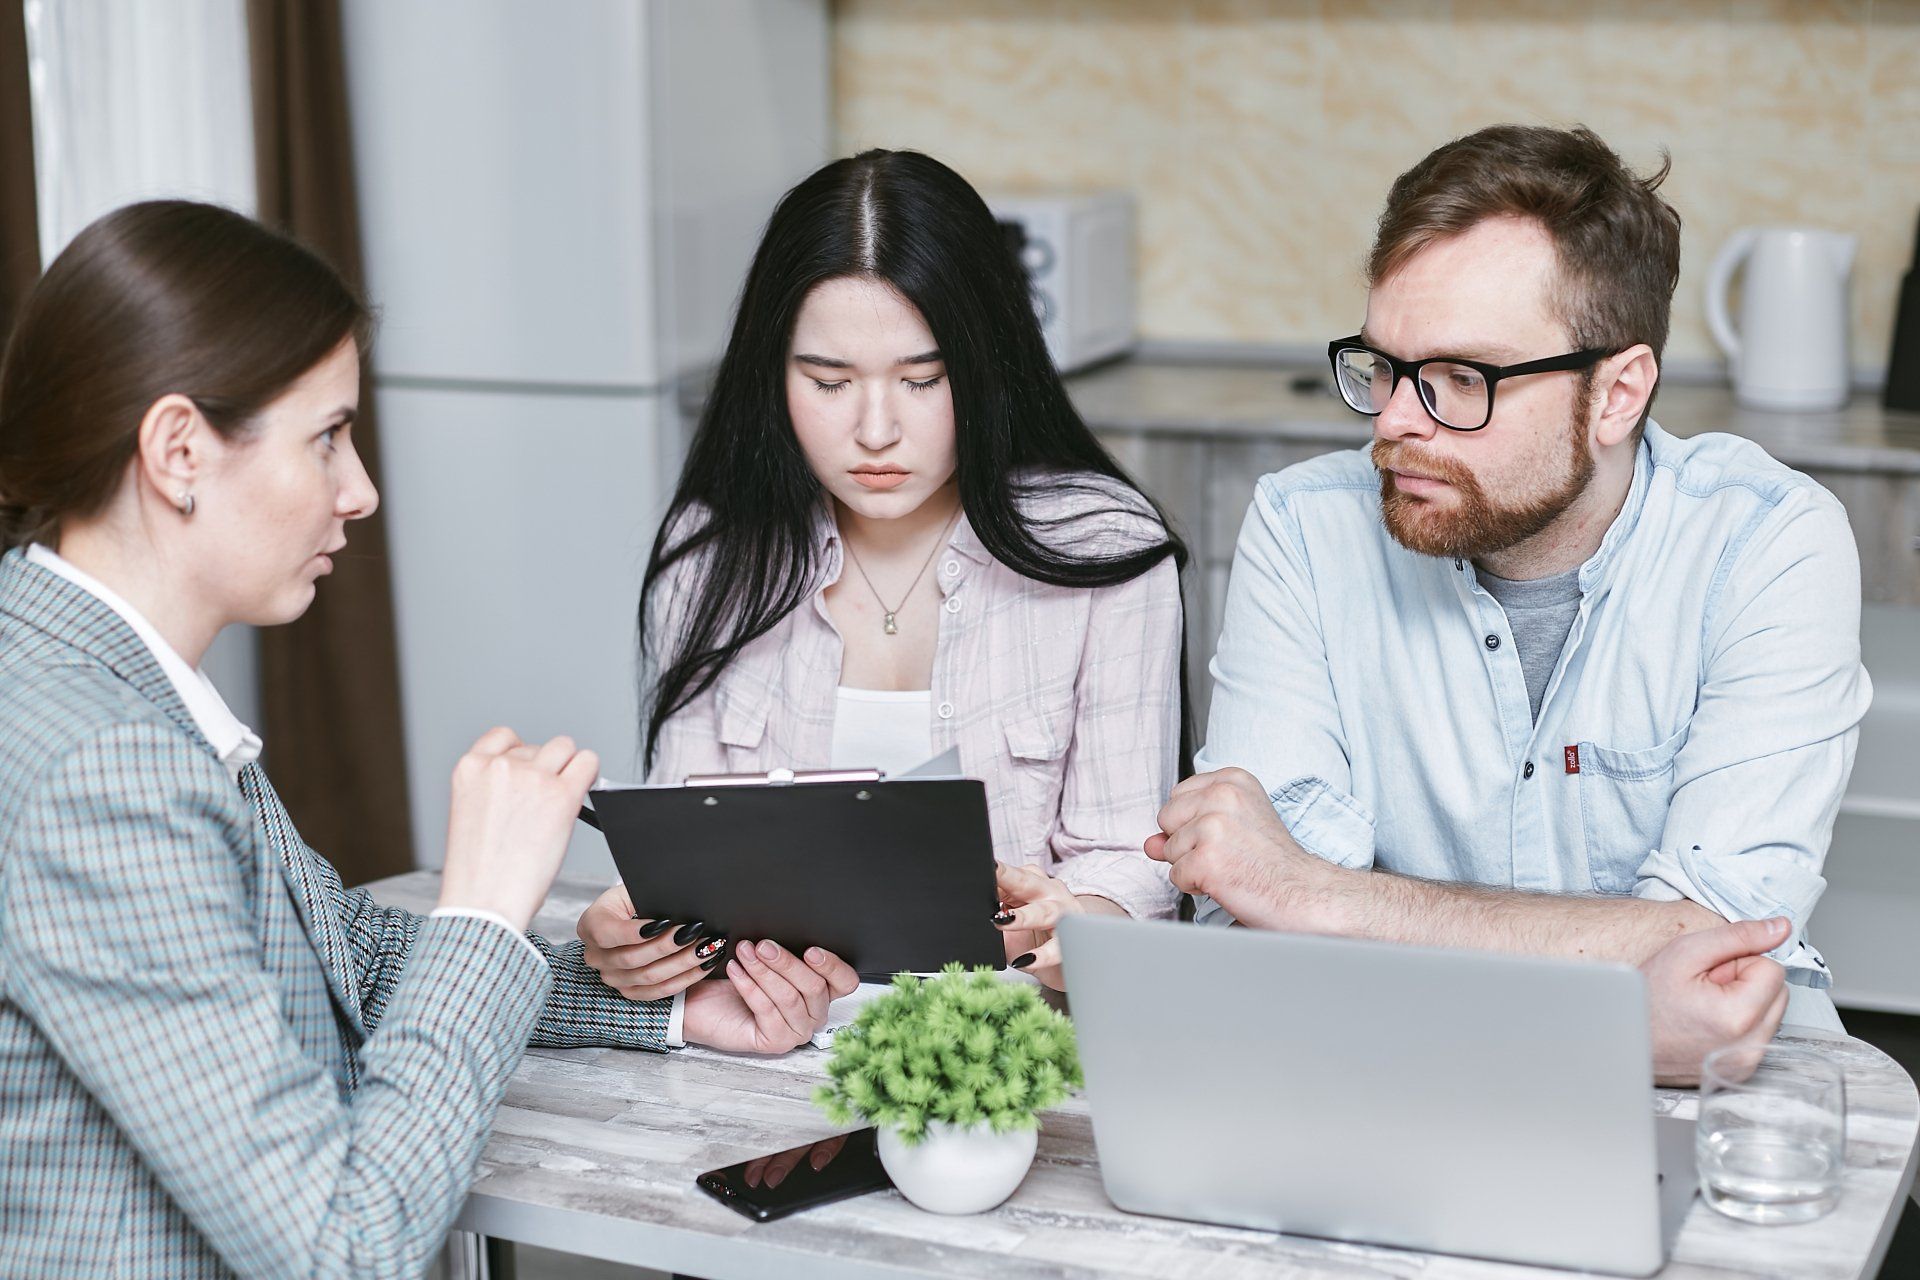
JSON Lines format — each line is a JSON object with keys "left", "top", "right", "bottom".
{"left": 694, "top": 936, "right": 728, "bottom": 961}
{"left": 806, "top": 947, "right": 825, "bottom": 965}
{"left": 700, "top": 954, "right": 724, "bottom": 972}
{"left": 1010, "top": 952, "right": 1036, "bottom": 970}
{"left": 757, "top": 940, "right": 781, "bottom": 960}
{"left": 639, "top": 918, "right": 676, "bottom": 940}
{"left": 673, "top": 920, "right": 707, "bottom": 946}
{"left": 991, "top": 910, "right": 1015, "bottom": 926}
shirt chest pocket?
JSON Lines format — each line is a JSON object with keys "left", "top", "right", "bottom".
{"left": 1577, "top": 727, "right": 1686, "bottom": 894}
{"left": 999, "top": 700, "right": 1075, "bottom": 842}
{"left": 1004, "top": 703, "right": 1072, "bottom": 766}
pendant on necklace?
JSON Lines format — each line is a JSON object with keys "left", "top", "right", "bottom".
{"left": 883, "top": 612, "right": 898, "bottom": 636}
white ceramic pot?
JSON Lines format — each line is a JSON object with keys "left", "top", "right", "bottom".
{"left": 876, "top": 1119, "right": 1039, "bottom": 1215}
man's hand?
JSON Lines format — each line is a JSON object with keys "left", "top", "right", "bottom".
{"left": 680, "top": 940, "right": 859, "bottom": 1055}
{"left": 1642, "top": 917, "right": 1791, "bottom": 1086}
{"left": 1146, "top": 768, "right": 1340, "bottom": 931}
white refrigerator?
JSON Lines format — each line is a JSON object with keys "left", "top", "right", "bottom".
{"left": 342, "top": 0, "right": 830, "bottom": 877}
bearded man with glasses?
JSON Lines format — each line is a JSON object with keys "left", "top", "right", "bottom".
{"left": 1149, "top": 124, "right": 1870, "bottom": 1062}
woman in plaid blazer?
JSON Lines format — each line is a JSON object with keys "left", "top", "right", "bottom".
{"left": 0, "top": 202, "right": 857, "bottom": 1278}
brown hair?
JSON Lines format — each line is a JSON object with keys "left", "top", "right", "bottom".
{"left": 1369, "top": 124, "right": 1682, "bottom": 418}
{"left": 0, "top": 199, "right": 370, "bottom": 550}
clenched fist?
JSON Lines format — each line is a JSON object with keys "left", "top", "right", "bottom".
{"left": 437, "top": 727, "right": 599, "bottom": 933}
{"left": 1146, "top": 767, "right": 1338, "bottom": 932}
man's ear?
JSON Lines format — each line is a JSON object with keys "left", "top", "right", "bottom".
{"left": 135, "top": 394, "right": 207, "bottom": 512}
{"left": 1593, "top": 344, "right": 1658, "bottom": 449}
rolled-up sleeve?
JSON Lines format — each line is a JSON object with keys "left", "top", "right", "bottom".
{"left": 1192, "top": 480, "right": 1372, "bottom": 926}
{"left": 1632, "top": 486, "right": 1871, "bottom": 987}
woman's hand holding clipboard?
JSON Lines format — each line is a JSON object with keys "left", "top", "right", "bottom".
{"left": 577, "top": 750, "right": 1004, "bottom": 981}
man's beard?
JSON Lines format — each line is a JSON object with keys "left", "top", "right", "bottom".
{"left": 1372, "top": 417, "right": 1594, "bottom": 561}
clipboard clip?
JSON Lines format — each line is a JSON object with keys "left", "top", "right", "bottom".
{"left": 684, "top": 766, "right": 884, "bottom": 788}
{"left": 576, "top": 766, "right": 888, "bottom": 830}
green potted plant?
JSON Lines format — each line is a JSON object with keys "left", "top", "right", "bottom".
{"left": 814, "top": 964, "right": 1082, "bottom": 1214}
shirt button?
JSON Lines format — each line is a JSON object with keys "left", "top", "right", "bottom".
{"left": 944, "top": 560, "right": 960, "bottom": 576}
{"left": 1523, "top": 761, "right": 1535, "bottom": 779}
{"left": 937, "top": 701, "right": 954, "bottom": 719}
{"left": 1484, "top": 634, "right": 1500, "bottom": 651}
{"left": 945, "top": 596, "right": 962, "bottom": 614}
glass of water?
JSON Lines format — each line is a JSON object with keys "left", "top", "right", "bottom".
{"left": 1697, "top": 1044, "right": 1846, "bottom": 1225}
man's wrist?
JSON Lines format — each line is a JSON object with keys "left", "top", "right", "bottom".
{"left": 1299, "top": 861, "right": 1362, "bottom": 935}
{"left": 1236, "top": 852, "right": 1356, "bottom": 936}
{"left": 1205, "top": 844, "right": 1359, "bottom": 936}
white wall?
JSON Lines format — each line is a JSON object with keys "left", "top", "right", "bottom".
{"left": 22, "top": 0, "right": 261, "bottom": 726}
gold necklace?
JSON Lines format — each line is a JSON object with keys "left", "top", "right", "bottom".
{"left": 841, "top": 508, "right": 958, "bottom": 636}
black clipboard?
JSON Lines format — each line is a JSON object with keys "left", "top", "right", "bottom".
{"left": 580, "top": 766, "right": 1004, "bottom": 979}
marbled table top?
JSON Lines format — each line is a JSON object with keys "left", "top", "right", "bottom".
{"left": 1065, "top": 358, "right": 1920, "bottom": 477}
{"left": 367, "top": 872, "right": 1919, "bottom": 1279}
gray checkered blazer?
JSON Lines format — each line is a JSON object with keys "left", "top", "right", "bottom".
{"left": 0, "top": 549, "right": 670, "bottom": 1277}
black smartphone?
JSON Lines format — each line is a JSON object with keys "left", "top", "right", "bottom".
{"left": 694, "top": 1128, "right": 890, "bottom": 1222}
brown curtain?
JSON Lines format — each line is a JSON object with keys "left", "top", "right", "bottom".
{"left": 0, "top": 0, "right": 40, "bottom": 340}
{"left": 248, "top": 0, "right": 414, "bottom": 884}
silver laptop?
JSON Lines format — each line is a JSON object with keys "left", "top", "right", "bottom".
{"left": 1059, "top": 916, "right": 1696, "bottom": 1276}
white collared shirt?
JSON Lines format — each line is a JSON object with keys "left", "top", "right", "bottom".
{"left": 17, "top": 545, "right": 624, "bottom": 1015}
{"left": 26, "top": 544, "right": 263, "bottom": 778}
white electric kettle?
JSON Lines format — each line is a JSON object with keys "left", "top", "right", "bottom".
{"left": 1706, "top": 226, "right": 1857, "bottom": 411}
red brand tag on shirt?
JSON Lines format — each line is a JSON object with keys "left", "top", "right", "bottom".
{"left": 1564, "top": 745, "right": 1581, "bottom": 774}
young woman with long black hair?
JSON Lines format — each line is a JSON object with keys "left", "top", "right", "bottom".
{"left": 577, "top": 150, "right": 1189, "bottom": 999}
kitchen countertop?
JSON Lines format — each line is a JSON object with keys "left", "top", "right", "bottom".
{"left": 368, "top": 871, "right": 1920, "bottom": 1280}
{"left": 1067, "top": 357, "right": 1920, "bottom": 477}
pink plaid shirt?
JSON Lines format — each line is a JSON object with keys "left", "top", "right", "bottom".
{"left": 648, "top": 477, "right": 1183, "bottom": 920}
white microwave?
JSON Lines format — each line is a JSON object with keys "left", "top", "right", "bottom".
{"left": 987, "top": 191, "right": 1136, "bottom": 373}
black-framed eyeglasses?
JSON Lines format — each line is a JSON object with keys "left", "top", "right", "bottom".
{"left": 1326, "top": 336, "right": 1613, "bottom": 432}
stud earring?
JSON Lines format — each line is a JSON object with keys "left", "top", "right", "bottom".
{"left": 177, "top": 491, "right": 195, "bottom": 517}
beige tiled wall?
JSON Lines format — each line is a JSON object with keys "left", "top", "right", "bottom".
{"left": 833, "top": 0, "right": 1920, "bottom": 375}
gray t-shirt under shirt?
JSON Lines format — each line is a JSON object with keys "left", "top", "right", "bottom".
{"left": 1475, "top": 565, "right": 1583, "bottom": 722}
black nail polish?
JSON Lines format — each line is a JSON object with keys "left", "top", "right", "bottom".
{"left": 1010, "top": 952, "right": 1036, "bottom": 970}
{"left": 639, "top": 919, "right": 676, "bottom": 940}
{"left": 991, "top": 910, "right": 1015, "bottom": 926}
{"left": 700, "top": 953, "right": 724, "bottom": 972}
{"left": 673, "top": 920, "right": 707, "bottom": 946}
{"left": 694, "top": 936, "right": 728, "bottom": 961}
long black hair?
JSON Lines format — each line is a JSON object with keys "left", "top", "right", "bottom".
{"left": 641, "top": 149, "right": 1188, "bottom": 770}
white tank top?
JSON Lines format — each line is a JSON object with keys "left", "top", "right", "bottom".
{"left": 830, "top": 686, "right": 934, "bottom": 776}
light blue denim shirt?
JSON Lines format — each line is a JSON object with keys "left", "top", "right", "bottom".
{"left": 1194, "top": 422, "right": 1871, "bottom": 988}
